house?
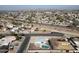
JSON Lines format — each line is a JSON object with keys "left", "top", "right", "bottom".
{"left": 0, "top": 36, "right": 16, "bottom": 48}
{"left": 0, "top": 36, "right": 16, "bottom": 53}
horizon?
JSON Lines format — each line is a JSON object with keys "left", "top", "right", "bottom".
{"left": 0, "top": 5, "right": 79, "bottom": 10}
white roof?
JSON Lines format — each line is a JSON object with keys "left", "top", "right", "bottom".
{"left": 0, "top": 36, "right": 16, "bottom": 46}
{"left": 6, "top": 23, "right": 13, "bottom": 28}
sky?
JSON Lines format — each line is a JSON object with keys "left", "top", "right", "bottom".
{"left": 0, "top": 5, "right": 79, "bottom": 10}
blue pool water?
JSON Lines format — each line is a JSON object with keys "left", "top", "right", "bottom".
{"left": 36, "top": 37, "right": 46, "bottom": 42}
{"left": 35, "top": 37, "right": 50, "bottom": 49}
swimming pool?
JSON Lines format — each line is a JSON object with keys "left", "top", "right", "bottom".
{"left": 35, "top": 37, "right": 47, "bottom": 42}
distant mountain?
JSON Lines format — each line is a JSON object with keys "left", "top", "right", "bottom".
{"left": 0, "top": 5, "right": 79, "bottom": 10}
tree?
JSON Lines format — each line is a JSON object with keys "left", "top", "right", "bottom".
{"left": 11, "top": 32, "right": 20, "bottom": 40}
{"left": 72, "top": 19, "right": 79, "bottom": 27}
{"left": 0, "top": 35, "right": 5, "bottom": 39}
{"left": 56, "top": 15, "right": 64, "bottom": 22}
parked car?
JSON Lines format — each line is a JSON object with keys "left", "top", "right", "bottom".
{"left": 9, "top": 44, "right": 14, "bottom": 50}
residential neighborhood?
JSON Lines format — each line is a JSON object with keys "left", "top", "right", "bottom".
{"left": 0, "top": 8, "right": 79, "bottom": 53}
